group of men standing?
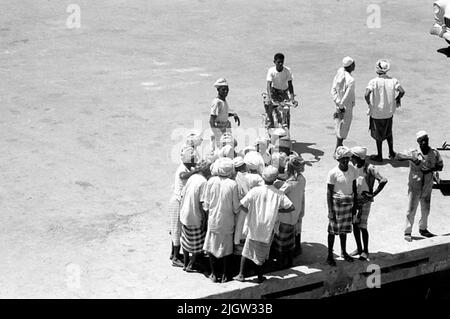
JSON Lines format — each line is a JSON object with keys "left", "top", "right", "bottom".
{"left": 167, "top": 52, "right": 445, "bottom": 283}
{"left": 330, "top": 56, "right": 444, "bottom": 247}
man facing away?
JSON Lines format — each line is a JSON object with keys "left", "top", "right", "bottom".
{"left": 364, "top": 59, "right": 405, "bottom": 162}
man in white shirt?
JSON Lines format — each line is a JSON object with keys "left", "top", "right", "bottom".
{"left": 364, "top": 59, "right": 405, "bottom": 162}
{"left": 331, "top": 56, "right": 356, "bottom": 150}
{"left": 210, "top": 78, "right": 241, "bottom": 150}
{"left": 265, "top": 53, "right": 297, "bottom": 128}
{"left": 326, "top": 146, "right": 358, "bottom": 266}
{"left": 233, "top": 166, "right": 294, "bottom": 283}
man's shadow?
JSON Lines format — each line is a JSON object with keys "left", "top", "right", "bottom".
{"left": 433, "top": 180, "right": 450, "bottom": 196}
{"left": 437, "top": 46, "right": 450, "bottom": 58}
{"left": 366, "top": 156, "right": 409, "bottom": 168}
{"left": 291, "top": 142, "right": 324, "bottom": 163}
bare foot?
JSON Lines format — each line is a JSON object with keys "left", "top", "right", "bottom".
{"left": 233, "top": 274, "right": 245, "bottom": 282}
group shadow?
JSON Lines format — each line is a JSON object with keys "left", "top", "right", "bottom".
{"left": 437, "top": 46, "right": 450, "bottom": 58}
{"left": 291, "top": 141, "right": 325, "bottom": 163}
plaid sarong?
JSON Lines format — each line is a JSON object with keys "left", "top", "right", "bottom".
{"left": 168, "top": 196, "right": 182, "bottom": 246}
{"left": 272, "top": 223, "right": 295, "bottom": 254}
{"left": 181, "top": 225, "right": 206, "bottom": 254}
{"left": 328, "top": 193, "right": 354, "bottom": 235}
{"left": 354, "top": 202, "right": 371, "bottom": 229}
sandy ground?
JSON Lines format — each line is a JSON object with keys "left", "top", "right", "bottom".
{"left": 0, "top": 0, "right": 450, "bottom": 298}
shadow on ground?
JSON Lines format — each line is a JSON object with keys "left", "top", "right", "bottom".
{"left": 367, "top": 156, "right": 409, "bottom": 168}
{"left": 292, "top": 142, "right": 325, "bottom": 163}
{"left": 437, "top": 46, "right": 450, "bottom": 57}
{"left": 433, "top": 180, "right": 450, "bottom": 196}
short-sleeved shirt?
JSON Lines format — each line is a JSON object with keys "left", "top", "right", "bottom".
{"left": 278, "top": 175, "right": 306, "bottom": 225}
{"left": 407, "top": 147, "right": 443, "bottom": 193}
{"left": 202, "top": 176, "right": 240, "bottom": 234}
{"left": 355, "top": 163, "right": 384, "bottom": 194}
{"left": 266, "top": 66, "right": 293, "bottom": 91}
{"left": 327, "top": 165, "right": 357, "bottom": 195}
{"left": 210, "top": 97, "right": 230, "bottom": 122}
{"left": 331, "top": 67, "right": 355, "bottom": 108}
{"left": 179, "top": 174, "right": 207, "bottom": 227}
{"left": 240, "top": 184, "right": 293, "bottom": 243}
{"left": 172, "top": 163, "right": 189, "bottom": 200}
{"left": 366, "top": 75, "right": 403, "bottom": 119}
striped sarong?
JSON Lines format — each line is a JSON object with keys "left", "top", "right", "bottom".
{"left": 242, "top": 237, "right": 272, "bottom": 266}
{"left": 272, "top": 223, "right": 295, "bottom": 254}
{"left": 328, "top": 193, "right": 354, "bottom": 235}
{"left": 168, "top": 196, "right": 182, "bottom": 246}
{"left": 354, "top": 202, "right": 371, "bottom": 229}
{"left": 203, "top": 230, "right": 233, "bottom": 258}
{"left": 181, "top": 225, "right": 206, "bottom": 254}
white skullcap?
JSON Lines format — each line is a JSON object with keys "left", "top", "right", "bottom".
{"left": 214, "top": 78, "right": 229, "bottom": 88}
{"left": 233, "top": 156, "right": 245, "bottom": 168}
{"left": 342, "top": 56, "right": 354, "bottom": 67}
{"left": 416, "top": 130, "right": 429, "bottom": 139}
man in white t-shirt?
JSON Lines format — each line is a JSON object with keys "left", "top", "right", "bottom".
{"left": 210, "top": 78, "right": 241, "bottom": 150}
{"left": 326, "top": 146, "right": 358, "bottom": 266}
{"left": 265, "top": 53, "right": 297, "bottom": 128}
{"left": 233, "top": 165, "right": 294, "bottom": 283}
{"left": 364, "top": 59, "right": 405, "bottom": 162}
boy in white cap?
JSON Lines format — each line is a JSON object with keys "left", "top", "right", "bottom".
{"left": 202, "top": 157, "right": 240, "bottom": 283}
{"left": 210, "top": 78, "right": 241, "bottom": 150}
{"left": 331, "top": 56, "right": 356, "bottom": 150}
{"left": 326, "top": 146, "right": 358, "bottom": 266}
{"left": 365, "top": 59, "right": 405, "bottom": 162}
{"left": 265, "top": 53, "right": 298, "bottom": 128}
{"left": 233, "top": 165, "right": 294, "bottom": 283}
{"left": 350, "top": 146, "right": 388, "bottom": 259}
{"left": 396, "top": 131, "right": 444, "bottom": 241}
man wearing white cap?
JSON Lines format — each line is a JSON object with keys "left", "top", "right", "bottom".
{"left": 331, "top": 56, "right": 356, "bottom": 149}
{"left": 397, "top": 131, "right": 443, "bottom": 241}
{"left": 202, "top": 157, "right": 240, "bottom": 283}
{"left": 210, "top": 78, "right": 241, "bottom": 150}
{"left": 234, "top": 165, "right": 294, "bottom": 283}
{"left": 350, "top": 146, "right": 388, "bottom": 259}
{"left": 365, "top": 59, "right": 405, "bottom": 162}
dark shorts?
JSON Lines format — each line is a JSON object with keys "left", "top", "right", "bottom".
{"left": 369, "top": 116, "right": 393, "bottom": 141}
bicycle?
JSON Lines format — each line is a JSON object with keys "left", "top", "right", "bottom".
{"left": 261, "top": 92, "right": 298, "bottom": 130}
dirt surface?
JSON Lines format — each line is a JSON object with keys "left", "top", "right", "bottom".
{"left": 0, "top": 0, "right": 449, "bottom": 298}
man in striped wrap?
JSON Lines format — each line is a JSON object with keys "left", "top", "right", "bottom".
{"left": 326, "top": 146, "right": 358, "bottom": 266}
{"left": 233, "top": 166, "right": 295, "bottom": 283}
